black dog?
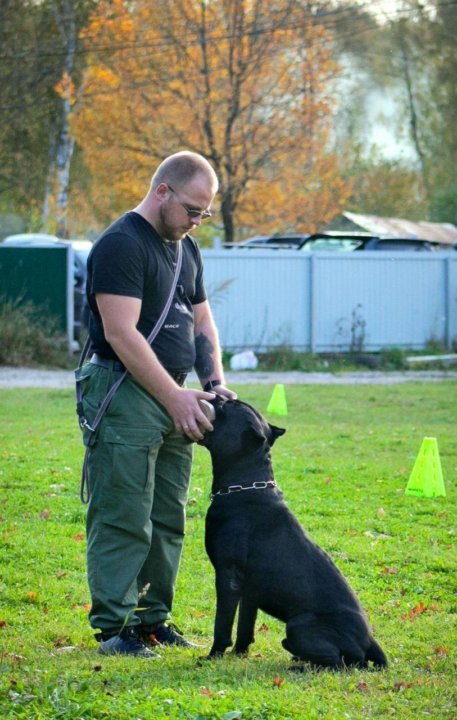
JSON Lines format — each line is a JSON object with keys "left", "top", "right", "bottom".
{"left": 200, "top": 397, "right": 387, "bottom": 670}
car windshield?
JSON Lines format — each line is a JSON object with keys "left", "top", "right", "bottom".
{"left": 301, "top": 238, "right": 362, "bottom": 251}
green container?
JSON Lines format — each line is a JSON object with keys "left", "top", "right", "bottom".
{"left": 0, "top": 245, "right": 72, "bottom": 345}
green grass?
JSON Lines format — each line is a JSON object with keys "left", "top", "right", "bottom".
{"left": 0, "top": 383, "right": 456, "bottom": 719}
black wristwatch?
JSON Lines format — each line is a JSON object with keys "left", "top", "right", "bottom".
{"left": 204, "top": 379, "right": 222, "bottom": 392}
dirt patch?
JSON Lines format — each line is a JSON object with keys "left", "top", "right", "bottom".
{"left": 1, "top": 366, "right": 457, "bottom": 388}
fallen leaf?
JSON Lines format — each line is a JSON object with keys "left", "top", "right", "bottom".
{"left": 3, "top": 653, "right": 26, "bottom": 662}
{"left": 357, "top": 681, "right": 369, "bottom": 692}
{"left": 394, "top": 681, "right": 416, "bottom": 691}
{"left": 381, "top": 567, "right": 398, "bottom": 575}
{"left": 258, "top": 623, "right": 269, "bottom": 633}
{"left": 56, "top": 571, "right": 67, "bottom": 579}
{"left": 190, "top": 609, "right": 206, "bottom": 618}
{"left": 377, "top": 508, "right": 386, "bottom": 517}
{"left": 39, "top": 509, "right": 51, "bottom": 520}
{"left": 401, "top": 602, "right": 439, "bottom": 620}
{"left": 434, "top": 646, "right": 449, "bottom": 656}
{"left": 26, "top": 591, "right": 37, "bottom": 600}
{"left": 364, "top": 531, "right": 391, "bottom": 539}
{"left": 200, "top": 686, "right": 213, "bottom": 697}
{"left": 72, "top": 532, "right": 85, "bottom": 542}
{"left": 0, "top": 620, "right": 6, "bottom": 628}
{"left": 272, "top": 675, "right": 284, "bottom": 688}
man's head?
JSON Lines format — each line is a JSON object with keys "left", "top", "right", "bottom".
{"left": 144, "top": 151, "right": 219, "bottom": 242}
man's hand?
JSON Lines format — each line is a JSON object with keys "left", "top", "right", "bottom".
{"left": 164, "top": 387, "right": 217, "bottom": 441}
{"left": 207, "top": 383, "right": 237, "bottom": 401}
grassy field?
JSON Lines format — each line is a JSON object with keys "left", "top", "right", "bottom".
{"left": 0, "top": 382, "right": 455, "bottom": 719}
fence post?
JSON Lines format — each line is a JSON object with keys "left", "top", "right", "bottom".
{"left": 444, "top": 254, "right": 452, "bottom": 350}
{"left": 309, "top": 253, "right": 316, "bottom": 353}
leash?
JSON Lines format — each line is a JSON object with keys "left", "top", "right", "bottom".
{"left": 76, "top": 241, "right": 183, "bottom": 504}
{"left": 210, "top": 480, "right": 277, "bottom": 501}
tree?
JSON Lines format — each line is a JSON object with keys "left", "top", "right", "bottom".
{"left": 330, "top": 0, "right": 457, "bottom": 224}
{"left": 71, "top": 0, "right": 352, "bottom": 242}
{"left": 0, "top": 0, "right": 96, "bottom": 236}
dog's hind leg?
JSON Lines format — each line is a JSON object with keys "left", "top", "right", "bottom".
{"left": 234, "top": 596, "right": 258, "bottom": 655}
{"left": 285, "top": 621, "right": 344, "bottom": 670}
{"left": 365, "top": 638, "right": 388, "bottom": 668}
{"left": 208, "top": 568, "right": 243, "bottom": 658}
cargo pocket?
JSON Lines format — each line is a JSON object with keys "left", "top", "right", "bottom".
{"left": 103, "top": 425, "right": 162, "bottom": 496}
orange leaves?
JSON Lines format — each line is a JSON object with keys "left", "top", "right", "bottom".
{"left": 356, "top": 681, "right": 369, "bottom": 693}
{"left": 71, "top": 602, "right": 91, "bottom": 611}
{"left": 71, "top": 0, "right": 349, "bottom": 240}
{"left": 401, "top": 602, "right": 439, "bottom": 621}
{"left": 54, "top": 72, "right": 77, "bottom": 106}
{"left": 434, "top": 646, "right": 449, "bottom": 657}
{"left": 199, "top": 686, "right": 228, "bottom": 698}
{"left": 393, "top": 681, "right": 418, "bottom": 692}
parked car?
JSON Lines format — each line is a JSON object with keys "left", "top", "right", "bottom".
{"left": 297, "top": 232, "right": 450, "bottom": 252}
{"left": 1, "top": 233, "right": 92, "bottom": 339}
{"left": 233, "top": 231, "right": 453, "bottom": 252}
{"left": 232, "top": 233, "right": 309, "bottom": 249}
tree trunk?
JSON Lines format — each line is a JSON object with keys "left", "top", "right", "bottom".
{"left": 221, "top": 190, "right": 235, "bottom": 246}
{"left": 42, "top": 0, "right": 76, "bottom": 238}
{"left": 55, "top": 100, "right": 75, "bottom": 238}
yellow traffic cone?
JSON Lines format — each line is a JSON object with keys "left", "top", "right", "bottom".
{"left": 267, "top": 384, "right": 288, "bottom": 416}
{"left": 405, "top": 437, "right": 446, "bottom": 498}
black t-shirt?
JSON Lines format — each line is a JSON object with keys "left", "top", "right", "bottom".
{"left": 87, "top": 211, "right": 207, "bottom": 372}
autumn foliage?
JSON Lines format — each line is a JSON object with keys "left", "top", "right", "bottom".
{"left": 71, "top": 0, "right": 352, "bottom": 242}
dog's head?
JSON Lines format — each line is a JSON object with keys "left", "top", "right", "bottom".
{"left": 199, "top": 396, "right": 285, "bottom": 464}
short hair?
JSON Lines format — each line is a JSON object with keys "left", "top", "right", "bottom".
{"left": 151, "top": 151, "right": 219, "bottom": 193}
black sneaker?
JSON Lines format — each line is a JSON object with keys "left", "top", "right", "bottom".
{"left": 142, "top": 622, "right": 200, "bottom": 648}
{"left": 98, "top": 627, "right": 161, "bottom": 658}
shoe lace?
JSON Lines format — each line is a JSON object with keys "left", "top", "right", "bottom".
{"left": 120, "top": 627, "right": 148, "bottom": 650}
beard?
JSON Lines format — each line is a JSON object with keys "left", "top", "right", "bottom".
{"left": 158, "top": 205, "right": 190, "bottom": 243}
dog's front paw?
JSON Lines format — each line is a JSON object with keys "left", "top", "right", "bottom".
{"left": 233, "top": 648, "right": 249, "bottom": 658}
{"left": 196, "top": 652, "right": 223, "bottom": 666}
{"left": 207, "top": 649, "right": 225, "bottom": 660}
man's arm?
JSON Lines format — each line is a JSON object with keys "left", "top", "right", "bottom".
{"left": 193, "top": 300, "right": 237, "bottom": 400}
{"left": 96, "top": 293, "right": 216, "bottom": 440}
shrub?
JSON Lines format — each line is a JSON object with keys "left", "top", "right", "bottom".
{"left": 0, "top": 296, "right": 69, "bottom": 367}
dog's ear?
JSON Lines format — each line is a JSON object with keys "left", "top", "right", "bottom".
{"left": 268, "top": 424, "right": 286, "bottom": 446}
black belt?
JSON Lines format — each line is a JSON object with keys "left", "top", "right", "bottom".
{"left": 90, "top": 353, "right": 125, "bottom": 372}
{"left": 89, "top": 354, "right": 187, "bottom": 386}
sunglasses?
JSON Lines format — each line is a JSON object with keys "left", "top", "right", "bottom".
{"left": 167, "top": 184, "right": 212, "bottom": 220}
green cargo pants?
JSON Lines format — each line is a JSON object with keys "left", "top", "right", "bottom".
{"left": 75, "top": 361, "right": 193, "bottom": 634}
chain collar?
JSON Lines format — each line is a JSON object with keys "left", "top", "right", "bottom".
{"left": 210, "top": 480, "right": 277, "bottom": 501}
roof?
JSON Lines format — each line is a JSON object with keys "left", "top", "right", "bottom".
{"left": 342, "top": 212, "right": 457, "bottom": 245}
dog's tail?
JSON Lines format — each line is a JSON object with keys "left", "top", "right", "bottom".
{"left": 366, "top": 638, "right": 388, "bottom": 668}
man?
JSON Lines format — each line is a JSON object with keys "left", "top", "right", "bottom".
{"left": 77, "top": 151, "right": 236, "bottom": 657}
